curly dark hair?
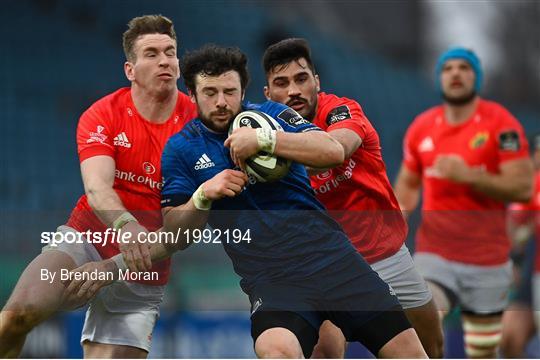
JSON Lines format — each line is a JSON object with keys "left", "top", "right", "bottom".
{"left": 181, "top": 44, "right": 250, "bottom": 93}
{"left": 262, "top": 38, "right": 316, "bottom": 75}
{"left": 122, "top": 15, "right": 176, "bottom": 62}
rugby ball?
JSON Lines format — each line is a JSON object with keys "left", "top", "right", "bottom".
{"left": 229, "top": 110, "right": 291, "bottom": 182}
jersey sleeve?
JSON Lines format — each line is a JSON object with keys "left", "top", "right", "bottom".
{"left": 77, "top": 104, "right": 115, "bottom": 162}
{"left": 402, "top": 119, "right": 422, "bottom": 174}
{"left": 161, "top": 138, "right": 199, "bottom": 208}
{"left": 322, "top": 98, "right": 368, "bottom": 140}
{"left": 494, "top": 108, "right": 530, "bottom": 164}
{"left": 252, "top": 101, "right": 321, "bottom": 133}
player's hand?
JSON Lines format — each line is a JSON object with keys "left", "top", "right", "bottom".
{"left": 61, "top": 259, "right": 116, "bottom": 310}
{"left": 433, "top": 154, "right": 473, "bottom": 183}
{"left": 202, "top": 169, "right": 248, "bottom": 200}
{"left": 224, "top": 127, "right": 259, "bottom": 170}
{"left": 118, "top": 221, "right": 152, "bottom": 272}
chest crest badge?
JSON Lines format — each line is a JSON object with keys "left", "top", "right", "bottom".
{"left": 469, "top": 132, "right": 489, "bottom": 149}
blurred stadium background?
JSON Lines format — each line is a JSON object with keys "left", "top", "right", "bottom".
{"left": 1, "top": 0, "right": 538, "bottom": 357}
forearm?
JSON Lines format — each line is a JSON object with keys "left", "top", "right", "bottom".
{"left": 393, "top": 166, "right": 422, "bottom": 219}
{"left": 162, "top": 200, "right": 210, "bottom": 250}
{"left": 274, "top": 131, "right": 344, "bottom": 168}
{"left": 87, "top": 186, "right": 129, "bottom": 226}
{"left": 469, "top": 170, "right": 533, "bottom": 202}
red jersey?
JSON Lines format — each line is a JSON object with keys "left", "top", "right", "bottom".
{"left": 66, "top": 87, "right": 197, "bottom": 285}
{"left": 508, "top": 172, "right": 540, "bottom": 272}
{"left": 310, "top": 92, "right": 407, "bottom": 264}
{"left": 403, "top": 98, "right": 529, "bottom": 265}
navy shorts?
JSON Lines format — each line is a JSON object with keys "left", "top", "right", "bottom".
{"left": 249, "top": 251, "right": 410, "bottom": 356}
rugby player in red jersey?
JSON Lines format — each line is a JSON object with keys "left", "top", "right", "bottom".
{"left": 501, "top": 134, "right": 540, "bottom": 357}
{"left": 0, "top": 15, "right": 196, "bottom": 358}
{"left": 394, "top": 47, "right": 534, "bottom": 358}
{"left": 262, "top": 38, "right": 443, "bottom": 358}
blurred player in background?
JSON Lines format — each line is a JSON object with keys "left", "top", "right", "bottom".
{"left": 501, "top": 133, "right": 540, "bottom": 357}
{"left": 66, "top": 44, "right": 428, "bottom": 359}
{"left": 261, "top": 38, "right": 442, "bottom": 358}
{"left": 0, "top": 15, "right": 196, "bottom": 358}
{"left": 394, "top": 47, "right": 534, "bottom": 358}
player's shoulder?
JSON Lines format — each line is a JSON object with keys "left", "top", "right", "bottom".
{"left": 245, "top": 100, "right": 288, "bottom": 115}
{"left": 409, "top": 105, "right": 442, "bottom": 132}
{"left": 81, "top": 87, "right": 130, "bottom": 120}
{"left": 318, "top": 92, "right": 360, "bottom": 108}
{"left": 246, "top": 101, "right": 310, "bottom": 128}
{"left": 88, "top": 87, "right": 130, "bottom": 112}
{"left": 478, "top": 98, "right": 521, "bottom": 127}
{"left": 169, "top": 119, "right": 204, "bottom": 146}
{"left": 316, "top": 92, "right": 364, "bottom": 125}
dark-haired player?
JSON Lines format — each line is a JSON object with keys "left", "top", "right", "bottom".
{"left": 66, "top": 44, "right": 428, "bottom": 359}
{"left": 0, "top": 15, "right": 196, "bottom": 358}
{"left": 394, "top": 47, "right": 533, "bottom": 358}
{"left": 262, "top": 38, "right": 442, "bottom": 358}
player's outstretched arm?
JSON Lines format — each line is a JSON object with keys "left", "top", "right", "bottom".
{"left": 394, "top": 164, "right": 422, "bottom": 219}
{"left": 81, "top": 155, "right": 152, "bottom": 271}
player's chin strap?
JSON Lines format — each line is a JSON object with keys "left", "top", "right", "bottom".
{"left": 463, "top": 320, "right": 502, "bottom": 358}
{"left": 192, "top": 184, "right": 212, "bottom": 210}
{"left": 256, "top": 128, "right": 277, "bottom": 154}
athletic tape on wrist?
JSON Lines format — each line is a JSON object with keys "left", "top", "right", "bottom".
{"left": 112, "top": 212, "right": 138, "bottom": 230}
{"left": 112, "top": 253, "right": 127, "bottom": 271}
{"left": 256, "top": 128, "right": 277, "bottom": 154}
{"left": 192, "top": 185, "right": 212, "bottom": 210}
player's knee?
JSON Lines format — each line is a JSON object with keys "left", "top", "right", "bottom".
{"left": 0, "top": 307, "right": 41, "bottom": 338}
{"left": 256, "top": 343, "right": 303, "bottom": 359}
{"left": 463, "top": 319, "right": 502, "bottom": 358}
{"left": 311, "top": 342, "right": 345, "bottom": 359}
{"left": 499, "top": 337, "right": 524, "bottom": 359}
{"left": 255, "top": 329, "right": 304, "bottom": 359}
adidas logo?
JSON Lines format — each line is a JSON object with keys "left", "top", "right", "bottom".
{"left": 418, "top": 136, "right": 434, "bottom": 152}
{"left": 194, "top": 153, "right": 215, "bottom": 170}
{"left": 114, "top": 132, "right": 132, "bottom": 148}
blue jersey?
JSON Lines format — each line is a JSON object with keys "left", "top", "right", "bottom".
{"left": 161, "top": 101, "right": 355, "bottom": 292}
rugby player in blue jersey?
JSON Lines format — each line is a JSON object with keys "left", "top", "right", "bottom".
{"left": 65, "top": 45, "right": 427, "bottom": 358}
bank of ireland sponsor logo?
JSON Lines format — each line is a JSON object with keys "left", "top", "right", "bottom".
{"left": 313, "top": 159, "right": 356, "bottom": 194}
{"left": 115, "top": 168, "right": 162, "bottom": 190}
{"left": 143, "top": 162, "right": 156, "bottom": 175}
{"left": 316, "top": 170, "right": 333, "bottom": 181}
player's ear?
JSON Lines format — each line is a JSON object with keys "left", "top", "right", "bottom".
{"left": 263, "top": 86, "right": 271, "bottom": 100}
{"left": 125, "top": 61, "right": 135, "bottom": 82}
{"left": 315, "top": 74, "right": 321, "bottom": 92}
{"left": 188, "top": 90, "right": 196, "bottom": 103}
{"left": 241, "top": 90, "right": 245, "bottom": 101}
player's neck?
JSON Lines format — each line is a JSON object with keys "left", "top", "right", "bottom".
{"left": 443, "top": 97, "right": 479, "bottom": 125}
{"left": 131, "top": 87, "right": 178, "bottom": 124}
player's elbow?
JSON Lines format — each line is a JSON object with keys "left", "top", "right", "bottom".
{"left": 85, "top": 187, "right": 101, "bottom": 211}
{"left": 513, "top": 181, "right": 533, "bottom": 203}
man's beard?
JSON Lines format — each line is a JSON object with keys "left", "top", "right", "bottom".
{"left": 442, "top": 89, "right": 476, "bottom": 106}
{"left": 198, "top": 108, "right": 238, "bottom": 133}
